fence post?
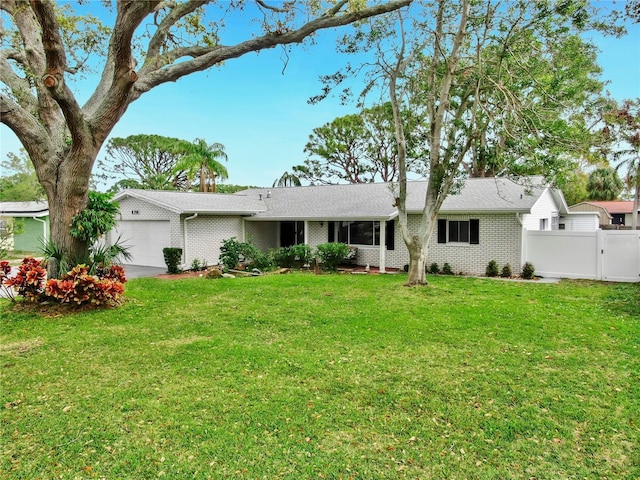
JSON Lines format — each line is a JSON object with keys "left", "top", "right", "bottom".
{"left": 596, "top": 229, "right": 603, "bottom": 281}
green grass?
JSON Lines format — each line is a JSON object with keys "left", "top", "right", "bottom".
{"left": 1, "top": 273, "right": 639, "bottom": 479}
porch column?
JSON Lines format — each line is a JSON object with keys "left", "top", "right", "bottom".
{"left": 304, "top": 220, "right": 309, "bottom": 245}
{"left": 242, "top": 218, "right": 246, "bottom": 242}
{"left": 379, "top": 219, "right": 386, "bottom": 273}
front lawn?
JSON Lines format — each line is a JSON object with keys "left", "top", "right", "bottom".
{"left": 1, "top": 274, "right": 638, "bottom": 478}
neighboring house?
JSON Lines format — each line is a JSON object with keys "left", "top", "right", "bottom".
{"left": 569, "top": 201, "right": 639, "bottom": 228}
{"left": 111, "top": 177, "right": 572, "bottom": 275}
{"left": 0, "top": 201, "right": 50, "bottom": 252}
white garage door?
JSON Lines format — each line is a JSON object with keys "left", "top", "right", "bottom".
{"left": 112, "top": 220, "right": 171, "bottom": 267}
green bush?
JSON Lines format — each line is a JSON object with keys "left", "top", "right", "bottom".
{"left": 315, "top": 242, "right": 350, "bottom": 271}
{"left": 163, "top": 247, "right": 183, "bottom": 274}
{"left": 442, "top": 262, "right": 453, "bottom": 275}
{"left": 271, "top": 246, "right": 296, "bottom": 268}
{"left": 70, "top": 191, "right": 119, "bottom": 244}
{"left": 486, "top": 260, "right": 499, "bottom": 277}
{"left": 220, "top": 237, "right": 272, "bottom": 271}
{"left": 219, "top": 238, "right": 242, "bottom": 271}
{"left": 501, "top": 263, "right": 513, "bottom": 278}
{"left": 428, "top": 262, "right": 440, "bottom": 274}
{"left": 291, "top": 243, "right": 313, "bottom": 266}
{"left": 521, "top": 262, "right": 535, "bottom": 280}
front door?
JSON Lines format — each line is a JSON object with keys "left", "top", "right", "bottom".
{"left": 281, "top": 221, "right": 305, "bottom": 247}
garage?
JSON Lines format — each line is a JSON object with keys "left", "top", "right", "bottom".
{"left": 111, "top": 220, "right": 171, "bottom": 267}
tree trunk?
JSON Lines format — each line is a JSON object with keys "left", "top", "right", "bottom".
{"left": 405, "top": 236, "right": 427, "bottom": 286}
{"left": 38, "top": 150, "right": 96, "bottom": 278}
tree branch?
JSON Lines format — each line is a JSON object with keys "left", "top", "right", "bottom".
{"left": 30, "top": 0, "right": 89, "bottom": 151}
{"left": 132, "top": 0, "right": 413, "bottom": 98}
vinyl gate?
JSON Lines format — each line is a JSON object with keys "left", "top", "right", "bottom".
{"left": 523, "top": 230, "right": 640, "bottom": 282}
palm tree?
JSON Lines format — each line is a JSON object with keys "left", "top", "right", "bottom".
{"left": 174, "top": 138, "right": 228, "bottom": 192}
{"left": 273, "top": 171, "right": 302, "bottom": 187}
{"left": 586, "top": 167, "right": 624, "bottom": 201}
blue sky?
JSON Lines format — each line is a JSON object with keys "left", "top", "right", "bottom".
{"left": 1, "top": 2, "right": 639, "bottom": 189}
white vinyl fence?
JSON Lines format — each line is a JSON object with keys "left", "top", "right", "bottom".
{"left": 523, "top": 229, "right": 640, "bottom": 283}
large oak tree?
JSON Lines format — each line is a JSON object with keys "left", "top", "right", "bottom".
{"left": 1, "top": 0, "right": 411, "bottom": 275}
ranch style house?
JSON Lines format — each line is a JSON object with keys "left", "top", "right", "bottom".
{"left": 111, "top": 176, "right": 595, "bottom": 276}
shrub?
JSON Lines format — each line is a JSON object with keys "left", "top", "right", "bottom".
{"left": 240, "top": 241, "right": 273, "bottom": 271}
{"left": 70, "top": 191, "right": 119, "bottom": 244}
{"left": 486, "top": 260, "right": 499, "bottom": 277}
{"left": 0, "top": 261, "right": 16, "bottom": 300}
{"left": 291, "top": 243, "right": 313, "bottom": 266}
{"left": 220, "top": 238, "right": 272, "bottom": 271}
{"left": 315, "top": 242, "right": 350, "bottom": 271}
{"left": 163, "top": 247, "right": 183, "bottom": 274}
{"left": 2, "top": 257, "right": 47, "bottom": 301}
{"left": 219, "top": 238, "right": 242, "bottom": 271}
{"left": 522, "top": 262, "right": 535, "bottom": 280}
{"left": 45, "top": 264, "right": 125, "bottom": 306}
{"left": 501, "top": 263, "right": 513, "bottom": 278}
{"left": 271, "top": 246, "right": 296, "bottom": 268}
{"left": 442, "top": 263, "right": 453, "bottom": 275}
{"left": 190, "top": 258, "right": 207, "bottom": 271}
{"left": 428, "top": 262, "right": 440, "bottom": 274}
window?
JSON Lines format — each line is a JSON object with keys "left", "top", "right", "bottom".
{"left": 328, "top": 220, "right": 394, "bottom": 250}
{"left": 437, "top": 219, "right": 479, "bottom": 244}
{"left": 612, "top": 213, "right": 625, "bottom": 225}
{"left": 540, "top": 218, "right": 548, "bottom": 230}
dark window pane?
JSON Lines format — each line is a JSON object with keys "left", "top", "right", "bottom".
{"left": 328, "top": 221, "right": 335, "bottom": 242}
{"left": 470, "top": 219, "right": 479, "bottom": 244}
{"left": 437, "top": 219, "right": 447, "bottom": 243}
{"left": 449, "top": 220, "right": 470, "bottom": 243}
{"left": 386, "top": 220, "right": 395, "bottom": 250}
{"left": 350, "top": 221, "right": 374, "bottom": 245}
{"left": 338, "top": 221, "right": 349, "bottom": 243}
{"left": 449, "top": 221, "right": 460, "bottom": 242}
{"left": 460, "top": 221, "right": 469, "bottom": 242}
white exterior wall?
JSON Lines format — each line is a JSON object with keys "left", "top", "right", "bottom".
{"left": 625, "top": 212, "right": 639, "bottom": 227}
{"left": 358, "top": 214, "right": 523, "bottom": 276}
{"left": 431, "top": 213, "right": 522, "bottom": 275}
{"left": 116, "top": 197, "right": 182, "bottom": 247}
{"left": 559, "top": 214, "right": 599, "bottom": 232}
{"left": 521, "top": 188, "right": 558, "bottom": 231}
{"left": 245, "top": 221, "right": 278, "bottom": 252}
{"left": 185, "top": 215, "right": 244, "bottom": 267}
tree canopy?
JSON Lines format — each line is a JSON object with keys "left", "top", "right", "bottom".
{"left": 293, "top": 102, "right": 422, "bottom": 184}
{"left": 0, "top": 0, "right": 412, "bottom": 274}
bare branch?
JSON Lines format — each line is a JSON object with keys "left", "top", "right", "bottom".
{"left": 132, "top": 0, "right": 413, "bottom": 98}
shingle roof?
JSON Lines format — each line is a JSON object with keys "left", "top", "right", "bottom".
{"left": 113, "top": 177, "right": 558, "bottom": 219}
{"left": 0, "top": 200, "right": 49, "bottom": 216}
{"left": 240, "top": 176, "right": 553, "bottom": 220}
{"left": 113, "top": 189, "right": 266, "bottom": 214}
{"left": 578, "top": 201, "right": 638, "bottom": 214}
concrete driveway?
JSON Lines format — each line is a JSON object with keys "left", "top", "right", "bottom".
{"left": 124, "top": 265, "right": 167, "bottom": 279}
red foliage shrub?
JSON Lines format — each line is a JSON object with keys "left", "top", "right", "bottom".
{"left": 3, "top": 257, "right": 46, "bottom": 301}
{"left": 45, "top": 264, "right": 126, "bottom": 306}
